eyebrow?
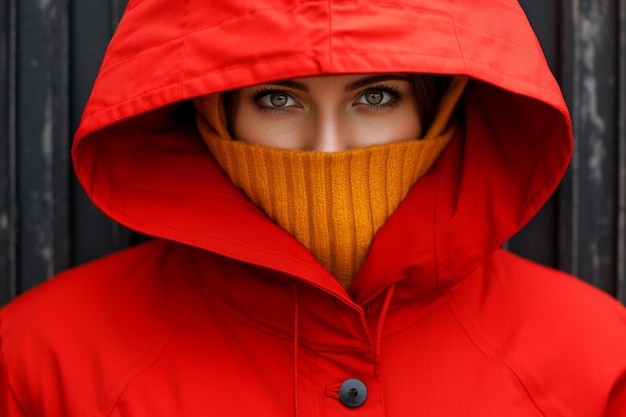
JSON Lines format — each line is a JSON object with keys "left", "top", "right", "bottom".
{"left": 265, "top": 80, "right": 310, "bottom": 92}
{"left": 264, "top": 74, "right": 411, "bottom": 93}
{"left": 344, "top": 74, "right": 411, "bottom": 91}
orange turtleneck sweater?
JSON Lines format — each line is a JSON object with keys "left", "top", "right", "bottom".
{"left": 194, "top": 76, "right": 467, "bottom": 288}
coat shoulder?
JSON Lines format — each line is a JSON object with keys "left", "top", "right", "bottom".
{"left": 490, "top": 249, "right": 624, "bottom": 319}
{"left": 0, "top": 239, "right": 202, "bottom": 416}
{"left": 450, "top": 249, "right": 626, "bottom": 416}
{"left": 1, "top": 239, "right": 185, "bottom": 327}
{"left": 455, "top": 248, "right": 626, "bottom": 353}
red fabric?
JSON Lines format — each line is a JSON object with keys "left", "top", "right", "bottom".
{"left": 2, "top": 0, "right": 626, "bottom": 415}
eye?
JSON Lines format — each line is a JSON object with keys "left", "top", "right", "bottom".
{"left": 364, "top": 90, "right": 385, "bottom": 105}
{"left": 253, "top": 89, "right": 298, "bottom": 110}
{"left": 356, "top": 85, "right": 403, "bottom": 109}
{"left": 265, "top": 93, "right": 290, "bottom": 107}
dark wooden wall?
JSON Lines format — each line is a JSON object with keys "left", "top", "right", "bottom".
{"left": 1, "top": 0, "right": 625, "bottom": 306}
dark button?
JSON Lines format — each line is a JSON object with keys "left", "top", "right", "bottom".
{"left": 339, "top": 378, "right": 367, "bottom": 408}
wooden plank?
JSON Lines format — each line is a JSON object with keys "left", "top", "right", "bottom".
{"left": 0, "top": 0, "right": 18, "bottom": 304}
{"left": 617, "top": 0, "right": 626, "bottom": 304}
{"left": 17, "top": 0, "right": 71, "bottom": 292}
{"left": 509, "top": 0, "right": 559, "bottom": 269}
{"left": 111, "top": 0, "right": 127, "bottom": 25}
{"left": 560, "top": 0, "right": 619, "bottom": 296}
{"left": 70, "top": 0, "right": 132, "bottom": 267}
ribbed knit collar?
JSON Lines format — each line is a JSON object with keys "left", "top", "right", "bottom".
{"left": 194, "top": 76, "right": 467, "bottom": 288}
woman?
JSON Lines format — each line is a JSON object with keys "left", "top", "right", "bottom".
{"left": 1, "top": 0, "right": 625, "bottom": 416}
{"left": 193, "top": 73, "right": 461, "bottom": 288}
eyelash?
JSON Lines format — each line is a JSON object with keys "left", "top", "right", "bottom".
{"left": 358, "top": 84, "right": 404, "bottom": 111}
{"left": 250, "top": 88, "right": 294, "bottom": 113}
{"left": 248, "top": 83, "right": 406, "bottom": 113}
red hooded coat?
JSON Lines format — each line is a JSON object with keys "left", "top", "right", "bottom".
{"left": 2, "top": 0, "right": 626, "bottom": 416}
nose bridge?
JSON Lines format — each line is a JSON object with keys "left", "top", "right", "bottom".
{"left": 310, "top": 107, "right": 349, "bottom": 152}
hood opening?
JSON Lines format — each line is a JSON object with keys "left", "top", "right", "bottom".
{"left": 72, "top": 0, "right": 573, "bottom": 298}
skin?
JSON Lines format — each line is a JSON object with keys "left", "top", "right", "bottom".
{"left": 230, "top": 74, "right": 422, "bottom": 152}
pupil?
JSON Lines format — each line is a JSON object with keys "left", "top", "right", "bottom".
{"left": 270, "top": 94, "right": 288, "bottom": 107}
{"left": 366, "top": 91, "right": 383, "bottom": 105}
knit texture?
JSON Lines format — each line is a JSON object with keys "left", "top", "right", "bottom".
{"left": 194, "top": 76, "right": 467, "bottom": 287}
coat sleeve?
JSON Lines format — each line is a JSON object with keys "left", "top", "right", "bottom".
{"left": 0, "top": 349, "right": 28, "bottom": 417}
{"left": 0, "top": 314, "right": 28, "bottom": 417}
{"left": 605, "top": 372, "right": 626, "bottom": 417}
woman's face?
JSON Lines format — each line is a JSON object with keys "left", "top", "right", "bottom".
{"left": 230, "top": 74, "right": 422, "bottom": 152}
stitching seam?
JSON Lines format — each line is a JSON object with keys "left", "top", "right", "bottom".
{"left": 446, "top": 299, "right": 548, "bottom": 416}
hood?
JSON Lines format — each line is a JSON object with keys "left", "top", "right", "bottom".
{"left": 73, "top": 0, "right": 572, "bottom": 303}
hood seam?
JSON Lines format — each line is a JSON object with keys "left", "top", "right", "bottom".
{"left": 178, "top": 0, "right": 190, "bottom": 99}
{"left": 446, "top": 0, "right": 468, "bottom": 74}
{"left": 97, "top": 4, "right": 308, "bottom": 74}
{"left": 327, "top": 0, "right": 332, "bottom": 69}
